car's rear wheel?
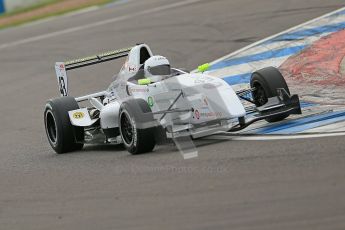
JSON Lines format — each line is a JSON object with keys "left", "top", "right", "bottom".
{"left": 119, "top": 99, "right": 156, "bottom": 154}
{"left": 44, "top": 97, "right": 84, "bottom": 154}
{"left": 250, "top": 66, "right": 290, "bottom": 122}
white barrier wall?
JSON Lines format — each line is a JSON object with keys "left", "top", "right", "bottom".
{"left": 3, "top": 0, "right": 47, "bottom": 13}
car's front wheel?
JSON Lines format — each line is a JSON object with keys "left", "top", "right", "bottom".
{"left": 119, "top": 99, "right": 156, "bottom": 154}
{"left": 250, "top": 67, "right": 291, "bottom": 122}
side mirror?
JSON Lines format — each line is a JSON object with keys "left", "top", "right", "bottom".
{"left": 138, "top": 78, "right": 151, "bottom": 85}
{"left": 197, "top": 63, "right": 210, "bottom": 73}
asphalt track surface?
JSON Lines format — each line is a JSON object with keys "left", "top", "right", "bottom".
{"left": 1, "top": 0, "right": 345, "bottom": 229}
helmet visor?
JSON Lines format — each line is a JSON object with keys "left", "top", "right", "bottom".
{"left": 148, "top": 64, "right": 171, "bottom": 76}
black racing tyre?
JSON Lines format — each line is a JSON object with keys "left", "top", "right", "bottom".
{"left": 44, "top": 96, "right": 84, "bottom": 154}
{"left": 250, "top": 66, "right": 290, "bottom": 122}
{"left": 119, "top": 99, "right": 156, "bottom": 155}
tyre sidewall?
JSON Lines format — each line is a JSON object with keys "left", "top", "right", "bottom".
{"left": 250, "top": 67, "right": 290, "bottom": 99}
{"left": 44, "top": 101, "right": 68, "bottom": 153}
{"left": 119, "top": 107, "right": 139, "bottom": 152}
{"left": 119, "top": 99, "right": 156, "bottom": 154}
{"left": 250, "top": 67, "right": 290, "bottom": 122}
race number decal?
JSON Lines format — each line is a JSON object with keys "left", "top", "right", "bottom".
{"left": 58, "top": 76, "right": 67, "bottom": 96}
{"left": 55, "top": 62, "right": 68, "bottom": 96}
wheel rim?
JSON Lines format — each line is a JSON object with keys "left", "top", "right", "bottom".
{"left": 120, "top": 111, "right": 134, "bottom": 145}
{"left": 254, "top": 84, "right": 267, "bottom": 106}
{"left": 46, "top": 111, "right": 57, "bottom": 144}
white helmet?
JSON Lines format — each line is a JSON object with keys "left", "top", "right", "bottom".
{"left": 144, "top": 55, "right": 171, "bottom": 82}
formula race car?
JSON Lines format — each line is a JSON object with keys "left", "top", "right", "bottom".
{"left": 44, "top": 44, "right": 301, "bottom": 155}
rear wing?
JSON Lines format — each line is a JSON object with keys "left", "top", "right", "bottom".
{"left": 55, "top": 47, "right": 132, "bottom": 96}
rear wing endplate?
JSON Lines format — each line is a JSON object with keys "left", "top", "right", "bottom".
{"left": 55, "top": 47, "right": 132, "bottom": 96}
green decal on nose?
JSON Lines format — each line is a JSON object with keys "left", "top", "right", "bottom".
{"left": 147, "top": 96, "right": 154, "bottom": 107}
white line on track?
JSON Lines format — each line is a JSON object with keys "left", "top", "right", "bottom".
{"left": 205, "top": 132, "right": 345, "bottom": 141}
{"left": 0, "top": 0, "right": 203, "bottom": 50}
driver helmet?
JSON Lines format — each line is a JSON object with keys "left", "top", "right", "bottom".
{"left": 144, "top": 55, "right": 171, "bottom": 82}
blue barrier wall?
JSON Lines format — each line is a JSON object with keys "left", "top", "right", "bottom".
{"left": 0, "top": 0, "right": 45, "bottom": 14}
{"left": 0, "top": 0, "right": 5, "bottom": 14}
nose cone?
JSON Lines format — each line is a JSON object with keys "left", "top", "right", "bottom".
{"left": 168, "top": 73, "right": 246, "bottom": 119}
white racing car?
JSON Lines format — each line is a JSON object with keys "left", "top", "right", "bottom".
{"left": 44, "top": 44, "right": 301, "bottom": 155}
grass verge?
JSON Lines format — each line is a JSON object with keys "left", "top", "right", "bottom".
{"left": 0, "top": 0, "right": 115, "bottom": 30}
